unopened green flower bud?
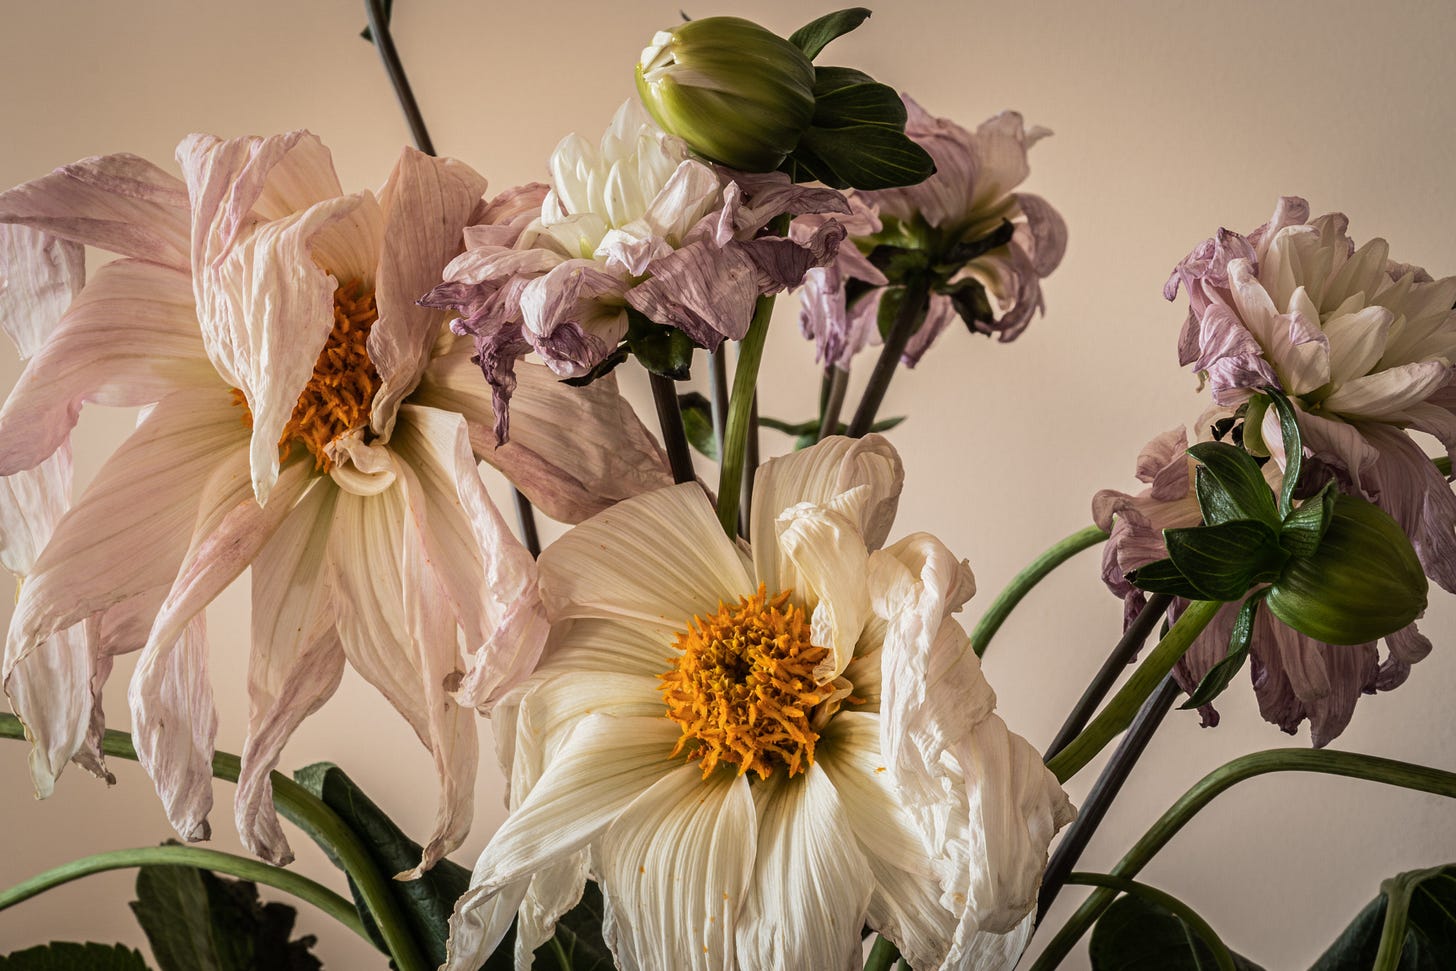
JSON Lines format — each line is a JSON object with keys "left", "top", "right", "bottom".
{"left": 635, "top": 16, "right": 816, "bottom": 171}
{"left": 1266, "top": 495, "right": 1428, "bottom": 645}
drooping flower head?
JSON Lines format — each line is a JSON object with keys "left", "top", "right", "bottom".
{"left": 423, "top": 100, "right": 850, "bottom": 441}
{"left": 445, "top": 436, "right": 1073, "bottom": 971}
{"left": 798, "top": 96, "right": 1067, "bottom": 370}
{"left": 1094, "top": 419, "right": 1434, "bottom": 745}
{"left": 0, "top": 133, "right": 671, "bottom": 869}
{"left": 1166, "top": 197, "right": 1456, "bottom": 600}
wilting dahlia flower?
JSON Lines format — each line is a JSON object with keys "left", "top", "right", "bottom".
{"left": 1094, "top": 421, "right": 1433, "bottom": 745}
{"left": 423, "top": 99, "right": 850, "bottom": 440}
{"left": 0, "top": 133, "right": 671, "bottom": 870}
{"left": 1166, "top": 196, "right": 1456, "bottom": 594}
{"left": 446, "top": 436, "right": 1073, "bottom": 971}
{"left": 798, "top": 97, "right": 1066, "bottom": 370}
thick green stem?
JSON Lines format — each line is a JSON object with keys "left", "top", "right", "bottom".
{"left": 863, "top": 935, "right": 902, "bottom": 971}
{"left": 0, "top": 713, "right": 428, "bottom": 971}
{"left": 1030, "top": 749, "right": 1456, "bottom": 969}
{"left": 0, "top": 844, "right": 367, "bottom": 943}
{"left": 970, "top": 524, "right": 1109, "bottom": 657}
{"left": 1061, "top": 872, "right": 1235, "bottom": 971}
{"left": 1045, "top": 599, "right": 1221, "bottom": 783}
{"left": 716, "top": 294, "right": 776, "bottom": 536}
{"left": 847, "top": 275, "right": 930, "bottom": 437}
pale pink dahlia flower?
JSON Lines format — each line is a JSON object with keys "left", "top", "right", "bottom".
{"left": 0, "top": 133, "right": 669, "bottom": 870}
{"left": 798, "top": 96, "right": 1067, "bottom": 370}
{"left": 1166, "top": 196, "right": 1456, "bottom": 594}
{"left": 445, "top": 436, "right": 1073, "bottom": 971}
{"left": 422, "top": 100, "right": 850, "bottom": 441}
{"left": 1094, "top": 421, "right": 1432, "bottom": 745}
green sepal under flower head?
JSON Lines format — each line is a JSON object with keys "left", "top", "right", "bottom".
{"left": 1265, "top": 493, "right": 1428, "bottom": 645}
{"left": 636, "top": 16, "right": 817, "bottom": 171}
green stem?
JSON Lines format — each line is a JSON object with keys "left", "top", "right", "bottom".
{"left": 1062, "top": 872, "right": 1235, "bottom": 971}
{"left": 0, "top": 713, "right": 428, "bottom": 971}
{"left": 1045, "top": 599, "right": 1220, "bottom": 783}
{"left": 970, "top": 524, "right": 1109, "bottom": 657}
{"left": 716, "top": 294, "right": 776, "bottom": 536}
{"left": 0, "top": 844, "right": 367, "bottom": 943}
{"left": 1030, "top": 749, "right": 1456, "bottom": 969}
{"left": 863, "top": 935, "right": 902, "bottom": 971}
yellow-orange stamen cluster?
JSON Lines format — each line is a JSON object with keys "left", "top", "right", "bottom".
{"left": 230, "top": 278, "right": 381, "bottom": 471}
{"left": 660, "top": 585, "right": 834, "bottom": 780}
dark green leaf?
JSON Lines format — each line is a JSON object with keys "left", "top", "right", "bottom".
{"left": 1279, "top": 479, "right": 1338, "bottom": 557}
{"left": 938, "top": 220, "right": 1016, "bottom": 269}
{"left": 1263, "top": 388, "right": 1304, "bottom": 517}
{"left": 625, "top": 309, "right": 696, "bottom": 380}
{"left": 679, "top": 391, "right": 719, "bottom": 460}
{"left": 809, "top": 65, "right": 876, "bottom": 94}
{"left": 1181, "top": 593, "right": 1263, "bottom": 710}
{"left": 943, "top": 279, "right": 995, "bottom": 332}
{"left": 294, "top": 762, "right": 468, "bottom": 965}
{"left": 1126, "top": 557, "right": 1209, "bottom": 601}
{"left": 560, "top": 345, "right": 629, "bottom": 387}
{"left": 788, "top": 7, "right": 872, "bottom": 60}
{"left": 810, "top": 77, "right": 907, "bottom": 132}
{"left": 0, "top": 943, "right": 152, "bottom": 971}
{"left": 359, "top": 0, "right": 394, "bottom": 42}
{"left": 1188, "top": 441, "right": 1280, "bottom": 528}
{"left": 760, "top": 414, "right": 904, "bottom": 437}
{"left": 549, "top": 882, "right": 614, "bottom": 971}
{"left": 131, "top": 863, "right": 320, "bottom": 971}
{"left": 1164, "top": 519, "right": 1288, "bottom": 601}
{"left": 1090, "top": 892, "right": 1266, "bottom": 970}
{"left": 1312, "top": 864, "right": 1456, "bottom": 970}
{"left": 791, "top": 124, "right": 936, "bottom": 190}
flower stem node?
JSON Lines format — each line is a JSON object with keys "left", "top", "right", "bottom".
{"left": 636, "top": 17, "right": 816, "bottom": 172}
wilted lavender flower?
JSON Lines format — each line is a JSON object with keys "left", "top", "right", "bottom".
{"left": 798, "top": 97, "right": 1066, "bottom": 370}
{"left": 423, "top": 100, "right": 849, "bottom": 441}
{"left": 1166, "top": 197, "right": 1456, "bottom": 596}
{"left": 1094, "top": 421, "right": 1432, "bottom": 746}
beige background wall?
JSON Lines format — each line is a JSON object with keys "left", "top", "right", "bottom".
{"left": 1, "top": 1, "right": 1453, "bottom": 967}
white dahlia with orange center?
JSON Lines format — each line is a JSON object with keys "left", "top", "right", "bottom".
{"left": 445, "top": 436, "right": 1074, "bottom": 971}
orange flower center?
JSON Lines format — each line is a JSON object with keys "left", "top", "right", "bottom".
{"left": 231, "top": 278, "right": 381, "bottom": 471}
{"left": 660, "top": 585, "right": 836, "bottom": 780}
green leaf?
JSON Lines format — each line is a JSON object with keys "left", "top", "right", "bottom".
{"left": 937, "top": 220, "right": 1016, "bottom": 270}
{"left": 760, "top": 414, "right": 905, "bottom": 437}
{"left": 1181, "top": 593, "right": 1263, "bottom": 710}
{"left": 791, "top": 124, "right": 936, "bottom": 190}
{"left": 679, "top": 391, "right": 719, "bottom": 460}
{"left": 625, "top": 309, "right": 696, "bottom": 379}
{"left": 788, "top": 7, "right": 872, "bottom": 60}
{"left": 1263, "top": 388, "right": 1304, "bottom": 517}
{"left": 294, "top": 762, "right": 468, "bottom": 966}
{"left": 1279, "top": 479, "right": 1338, "bottom": 557}
{"left": 130, "top": 864, "right": 321, "bottom": 971}
{"left": 1312, "top": 864, "right": 1456, "bottom": 970}
{"left": 1188, "top": 441, "right": 1281, "bottom": 528}
{"left": 1125, "top": 557, "right": 1209, "bottom": 601}
{"left": 0, "top": 943, "right": 152, "bottom": 971}
{"left": 1090, "top": 892, "right": 1265, "bottom": 970}
{"left": 809, "top": 76, "right": 907, "bottom": 132}
{"left": 548, "top": 882, "right": 614, "bottom": 971}
{"left": 1164, "top": 519, "right": 1289, "bottom": 601}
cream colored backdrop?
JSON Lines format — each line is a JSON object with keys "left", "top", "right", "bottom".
{"left": 1, "top": 1, "right": 1454, "bottom": 968}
